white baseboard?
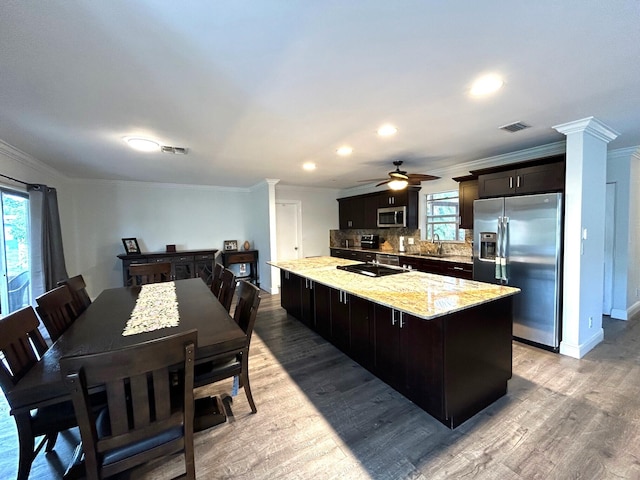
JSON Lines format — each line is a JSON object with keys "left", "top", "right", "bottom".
{"left": 559, "top": 328, "right": 604, "bottom": 358}
{"left": 610, "top": 308, "right": 628, "bottom": 320}
{"left": 627, "top": 300, "right": 640, "bottom": 320}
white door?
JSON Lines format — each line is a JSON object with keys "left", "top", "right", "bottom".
{"left": 276, "top": 201, "right": 302, "bottom": 288}
{"left": 602, "top": 182, "right": 615, "bottom": 315}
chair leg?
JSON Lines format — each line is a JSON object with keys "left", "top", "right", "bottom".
{"left": 239, "top": 351, "right": 257, "bottom": 413}
{"left": 14, "top": 413, "right": 35, "bottom": 480}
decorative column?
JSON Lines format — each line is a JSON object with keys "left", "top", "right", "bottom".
{"left": 553, "top": 117, "right": 618, "bottom": 358}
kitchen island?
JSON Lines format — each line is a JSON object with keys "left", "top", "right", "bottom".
{"left": 269, "top": 256, "right": 520, "bottom": 428}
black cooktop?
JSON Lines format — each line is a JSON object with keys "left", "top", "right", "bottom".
{"left": 336, "top": 263, "right": 408, "bottom": 277}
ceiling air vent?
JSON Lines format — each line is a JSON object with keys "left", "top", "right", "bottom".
{"left": 499, "top": 121, "right": 530, "bottom": 133}
{"left": 161, "top": 145, "right": 189, "bottom": 154}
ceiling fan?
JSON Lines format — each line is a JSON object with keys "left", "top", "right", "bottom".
{"left": 359, "top": 160, "right": 440, "bottom": 190}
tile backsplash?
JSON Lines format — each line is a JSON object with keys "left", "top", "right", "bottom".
{"left": 330, "top": 229, "right": 473, "bottom": 257}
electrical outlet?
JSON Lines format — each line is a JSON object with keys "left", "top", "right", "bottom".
{"left": 588, "top": 316, "right": 593, "bottom": 328}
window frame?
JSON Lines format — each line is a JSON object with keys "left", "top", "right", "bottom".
{"left": 424, "top": 190, "right": 464, "bottom": 242}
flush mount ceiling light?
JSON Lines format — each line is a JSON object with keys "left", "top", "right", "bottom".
{"left": 303, "top": 162, "right": 316, "bottom": 171}
{"left": 377, "top": 124, "right": 398, "bottom": 137}
{"left": 469, "top": 73, "right": 504, "bottom": 97}
{"left": 124, "top": 137, "right": 161, "bottom": 152}
{"left": 388, "top": 179, "right": 408, "bottom": 190}
{"left": 336, "top": 145, "right": 353, "bottom": 156}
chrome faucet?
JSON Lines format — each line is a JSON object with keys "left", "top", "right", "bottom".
{"left": 432, "top": 233, "right": 443, "bottom": 255}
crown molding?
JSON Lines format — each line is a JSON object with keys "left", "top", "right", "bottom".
{"left": 76, "top": 177, "right": 252, "bottom": 193}
{"left": 553, "top": 117, "right": 620, "bottom": 143}
{"left": 608, "top": 146, "right": 640, "bottom": 162}
{"left": 0, "top": 139, "right": 68, "bottom": 181}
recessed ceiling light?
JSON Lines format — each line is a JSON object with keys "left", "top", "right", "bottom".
{"left": 377, "top": 124, "right": 398, "bottom": 137}
{"left": 124, "top": 137, "right": 161, "bottom": 152}
{"left": 336, "top": 145, "right": 353, "bottom": 156}
{"left": 469, "top": 74, "right": 504, "bottom": 97}
{"left": 303, "top": 162, "right": 316, "bottom": 171}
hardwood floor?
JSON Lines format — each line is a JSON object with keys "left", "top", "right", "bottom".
{"left": 2, "top": 292, "right": 640, "bottom": 479}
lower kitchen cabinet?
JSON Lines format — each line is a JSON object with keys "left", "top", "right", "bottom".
{"left": 280, "top": 270, "right": 302, "bottom": 319}
{"left": 330, "top": 288, "right": 350, "bottom": 352}
{"left": 314, "top": 283, "right": 332, "bottom": 339}
{"left": 349, "top": 296, "right": 374, "bottom": 369}
{"left": 278, "top": 268, "right": 513, "bottom": 428}
{"left": 300, "top": 277, "right": 315, "bottom": 327}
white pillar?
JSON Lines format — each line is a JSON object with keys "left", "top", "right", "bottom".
{"left": 553, "top": 117, "right": 618, "bottom": 358}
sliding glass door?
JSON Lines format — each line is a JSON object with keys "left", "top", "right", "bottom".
{"left": 0, "top": 189, "right": 30, "bottom": 315}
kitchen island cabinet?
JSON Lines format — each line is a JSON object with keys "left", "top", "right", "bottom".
{"left": 270, "top": 256, "right": 519, "bottom": 428}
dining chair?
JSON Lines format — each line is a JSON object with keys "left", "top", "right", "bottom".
{"left": 217, "top": 268, "right": 236, "bottom": 312}
{"left": 128, "top": 262, "right": 172, "bottom": 285}
{"left": 194, "top": 280, "right": 261, "bottom": 413}
{"left": 57, "top": 274, "right": 92, "bottom": 315}
{"left": 60, "top": 329, "right": 198, "bottom": 480}
{"left": 35, "top": 284, "right": 78, "bottom": 343}
{"left": 0, "top": 306, "right": 78, "bottom": 480}
{"left": 209, "top": 262, "right": 224, "bottom": 297}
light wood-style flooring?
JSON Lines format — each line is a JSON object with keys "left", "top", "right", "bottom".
{"left": 2, "top": 292, "right": 640, "bottom": 479}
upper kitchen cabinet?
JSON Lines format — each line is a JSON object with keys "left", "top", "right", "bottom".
{"left": 452, "top": 175, "right": 478, "bottom": 230}
{"left": 474, "top": 155, "right": 565, "bottom": 199}
{"left": 337, "top": 187, "right": 420, "bottom": 229}
{"left": 338, "top": 195, "right": 365, "bottom": 229}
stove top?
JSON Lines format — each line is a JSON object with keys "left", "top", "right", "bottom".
{"left": 336, "top": 263, "right": 408, "bottom": 277}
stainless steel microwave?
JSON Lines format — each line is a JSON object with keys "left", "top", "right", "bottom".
{"left": 377, "top": 206, "right": 406, "bottom": 228}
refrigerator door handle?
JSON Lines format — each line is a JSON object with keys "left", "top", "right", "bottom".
{"left": 495, "top": 216, "right": 503, "bottom": 281}
{"left": 501, "top": 216, "right": 509, "bottom": 283}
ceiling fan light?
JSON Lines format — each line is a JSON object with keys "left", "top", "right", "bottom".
{"left": 124, "top": 137, "right": 161, "bottom": 152}
{"left": 388, "top": 179, "right": 408, "bottom": 190}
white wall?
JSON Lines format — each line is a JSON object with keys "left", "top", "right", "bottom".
{"left": 275, "top": 185, "right": 340, "bottom": 257}
{"left": 67, "top": 180, "right": 253, "bottom": 297}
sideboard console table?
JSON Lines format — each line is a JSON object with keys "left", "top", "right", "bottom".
{"left": 117, "top": 249, "right": 218, "bottom": 286}
{"left": 221, "top": 249, "right": 259, "bottom": 287}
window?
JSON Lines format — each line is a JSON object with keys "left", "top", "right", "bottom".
{"left": 425, "top": 191, "right": 464, "bottom": 241}
{"left": 0, "top": 189, "right": 30, "bottom": 315}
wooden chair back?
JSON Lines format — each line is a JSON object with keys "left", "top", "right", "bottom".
{"left": 194, "top": 280, "right": 260, "bottom": 412}
{"left": 210, "top": 263, "right": 224, "bottom": 297}
{"left": 60, "top": 330, "right": 197, "bottom": 480}
{"left": 57, "top": 274, "right": 92, "bottom": 315}
{"left": 129, "top": 262, "right": 171, "bottom": 286}
{"left": 0, "top": 306, "right": 48, "bottom": 392}
{"left": 218, "top": 268, "right": 236, "bottom": 312}
{"left": 233, "top": 280, "right": 261, "bottom": 342}
{"left": 35, "top": 285, "right": 78, "bottom": 343}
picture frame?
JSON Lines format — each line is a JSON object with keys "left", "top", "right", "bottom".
{"left": 223, "top": 240, "right": 238, "bottom": 251}
{"left": 122, "top": 237, "right": 141, "bottom": 255}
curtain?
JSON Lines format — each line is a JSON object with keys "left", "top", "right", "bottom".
{"left": 28, "top": 184, "right": 68, "bottom": 297}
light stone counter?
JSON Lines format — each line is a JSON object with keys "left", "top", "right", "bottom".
{"left": 269, "top": 256, "right": 519, "bottom": 320}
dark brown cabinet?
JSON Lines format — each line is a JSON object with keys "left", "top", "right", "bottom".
{"left": 441, "top": 262, "right": 473, "bottom": 279}
{"left": 117, "top": 249, "right": 217, "bottom": 287}
{"left": 338, "top": 196, "right": 365, "bottom": 229}
{"left": 280, "top": 270, "right": 302, "bottom": 319}
{"left": 330, "top": 289, "right": 350, "bottom": 352}
{"left": 349, "top": 295, "right": 374, "bottom": 369}
{"left": 330, "top": 248, "right": 375, "bottom": 262}
{"left": 337, "top": 187, "right": 420, "bottom": 230}
{"left": 222, "top": 249, "right": 259, "bottom": 286}
{"left": 314, "top": 283, "right": 332, "bottom": 340}
{"left": 478, "top": 161, "right": 565, "bottom": 198}
{"left": 279, "top": 272, "right": 513, "bottom": 428}
{"left": 454, "top": 176, "right": 478, "bottom": 230}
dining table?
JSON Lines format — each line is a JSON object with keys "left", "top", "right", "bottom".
{"left": 6, "top": 277, "right": 246, "bottom": 420}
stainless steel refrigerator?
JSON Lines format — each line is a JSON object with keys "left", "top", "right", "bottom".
{"left": 473, "top": 193, "right": 563, "bottom": 350}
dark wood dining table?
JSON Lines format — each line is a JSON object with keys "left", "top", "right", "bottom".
{"left": 6, "top": 277, "right": 246, "bottom": 414}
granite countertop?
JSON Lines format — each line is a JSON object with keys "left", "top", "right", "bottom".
{"left": 269, "top": 257, "right": 519, "bottom": 320}
{"left": 330, "top": 246, "right": 473, "bottom": 265}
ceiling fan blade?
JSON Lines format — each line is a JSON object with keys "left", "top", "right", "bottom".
{"left": 357, "top": 178, "right": 387, "bottom": 183}
{"left": 407, "top": 173, "right": 440, "bottom": 181}
{"left": 375, "top": 180, "right": 390, "bottom": 187}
